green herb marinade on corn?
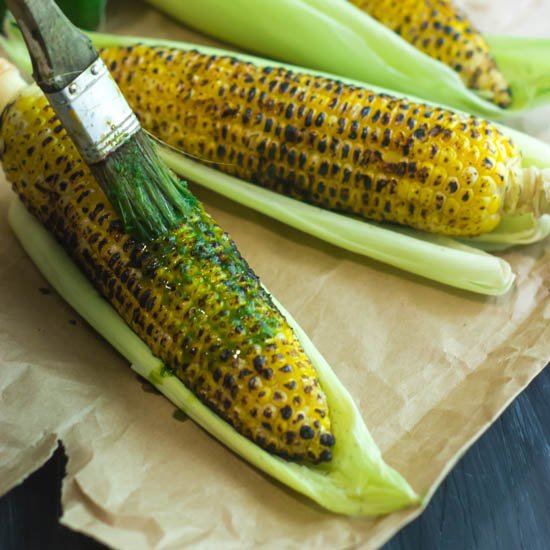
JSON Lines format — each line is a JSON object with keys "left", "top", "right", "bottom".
{"left": 0, "top": 88, "right": 337, "bottom": 464}
{"left": 99, "top": 45, "right": 550, "bottom": 238}
{"left": 348, "top": 0, "right": 512, "bottom": 107}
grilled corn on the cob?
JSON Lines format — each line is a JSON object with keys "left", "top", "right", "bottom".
{"left": 100, "top": 45, "right": 548, "bottom": 237}
{"left": 0, "top": 86, "right": 336, "bottom": 464}
{"left": 348, "top": 0, "right": 512, "bottom": 108}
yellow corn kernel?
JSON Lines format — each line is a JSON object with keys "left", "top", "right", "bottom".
{"left": 348, "top": 0, "right": 512, "bottom": 107}
{"left": 99, "top": 46, "right": 530, "bottom": 237}
{"left": 0, "top": 88, "right": 336, "bottom": 464}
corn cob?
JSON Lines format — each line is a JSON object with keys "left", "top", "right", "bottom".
{"left": 99, "top": 45, "right": 548, "bottom": 238}
{"left": 0, "top": 88, "right": 336, "bottom": 464}
{"left": 347, "top": 0, "right": 512, "bottom": 108}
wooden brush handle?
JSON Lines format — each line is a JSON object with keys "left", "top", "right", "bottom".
{"left": 5, "top": 0, "right": 97, "bottom": 92}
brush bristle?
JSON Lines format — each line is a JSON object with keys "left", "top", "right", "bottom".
{"left": 90, "top": 132, "right": 194, "bottom": 241}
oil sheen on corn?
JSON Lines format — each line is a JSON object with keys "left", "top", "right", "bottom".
{"left": 100, "top": 45, "right": 522, "bottom": 237}
{"left": 0, "top": 88, "right": 336, "bottom": 464}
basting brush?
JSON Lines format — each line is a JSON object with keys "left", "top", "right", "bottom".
{"left": 6, "top": 0, "right": 190, "bottom": 241}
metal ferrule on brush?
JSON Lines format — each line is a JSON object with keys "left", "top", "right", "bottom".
{"left": 45, "top": 57, "right": 140, "bottom": 164}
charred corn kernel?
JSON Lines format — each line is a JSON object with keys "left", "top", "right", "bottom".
{"left": 348, "top": 0, "right": 512, "bottom": 108}
{"left": 99, "top": 45, "right": 528, "bottom": 237}
{"left": 0, "top": 89, "right": 336, "bottom": 464}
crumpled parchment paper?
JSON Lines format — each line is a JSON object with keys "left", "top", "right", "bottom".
{"left": 1, "top": 1, "right": 550, "bottom": 549}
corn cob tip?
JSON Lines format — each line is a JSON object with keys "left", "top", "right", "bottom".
{"left": 474, "top": 64, "right": 512, "bottom": 109}
{"left": 348, "top": 0, "right": 512, "bottom": 108}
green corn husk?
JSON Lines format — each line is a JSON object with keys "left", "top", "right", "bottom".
{"left": 487, "top": 35, "right": 550, "bottom": 113}
{"left": 8, "top": 198, "right": 419, "bottom": 515}
{"left": 144, "top": 0, "right": 550, "bottom": 119}
{"left": 0, "top": 0, "right": 106, "bottom": 30}
{"left": 3, "top": 18, "right": 550, "bottom": 296}
{"left": 54, "top": 0, "right": 106, "bottom": 30}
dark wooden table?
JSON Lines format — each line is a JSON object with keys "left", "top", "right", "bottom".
{"left": 1, "top": 366, "right": 549, "bottom": 550}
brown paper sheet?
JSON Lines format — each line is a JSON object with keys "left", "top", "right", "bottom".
{"left": 1, "top": 1, "right": 550, "bottom": 548}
